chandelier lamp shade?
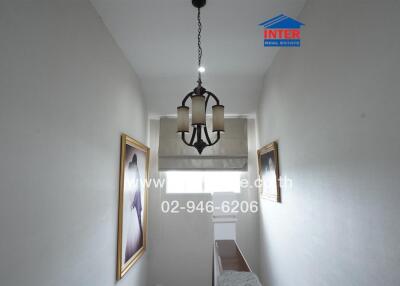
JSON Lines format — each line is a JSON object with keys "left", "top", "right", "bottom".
{"left": 176, "top": 0, "right": 225, "bottom": 154}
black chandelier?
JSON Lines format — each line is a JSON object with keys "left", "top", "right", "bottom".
{"left": 176, "top": 0, "right": 225, "bottom": 154}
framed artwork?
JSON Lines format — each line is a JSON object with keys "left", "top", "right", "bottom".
{"left": 257, "top": 141, "right": 281, "bottom": 202}
{"left": 117, "top": 134, "right": 150, "bottom": 280}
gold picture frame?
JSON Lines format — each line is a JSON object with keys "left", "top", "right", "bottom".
{"left": 257, "top": 141, "right": 281, "bottom": 203}
{"left": 117, "top": 134, "right": 150, "bottom": 280}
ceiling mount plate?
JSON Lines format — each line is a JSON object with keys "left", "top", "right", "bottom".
{"left": 192, "top": 0, "right": 206, "bottom": 9}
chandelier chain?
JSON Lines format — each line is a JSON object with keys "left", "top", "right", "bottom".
{"left": 197, "top": 7, "right": 202, "bottom": 82}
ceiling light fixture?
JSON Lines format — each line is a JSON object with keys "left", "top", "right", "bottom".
{"left": 176, "top": 0, "right": 224, "bottom": 154}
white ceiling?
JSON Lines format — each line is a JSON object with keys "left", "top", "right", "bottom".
{"left": 90, "top": 0, "right": 306, "bottom": 115}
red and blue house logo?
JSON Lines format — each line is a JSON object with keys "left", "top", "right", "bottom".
{"left": 259, "top": 14, "right": 304, "bottom": 47}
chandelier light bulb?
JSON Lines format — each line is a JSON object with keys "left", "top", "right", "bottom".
{"left": 198, "top": 66, "right": 205, "bottom": 73}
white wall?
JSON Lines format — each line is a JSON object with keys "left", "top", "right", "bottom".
{"left": 236, "top": 118, "right": 260, "bottom": 275}
{"left": 257, "top": 0, "right": 400, "bottom": 285}
{"left": 146, "top": 119, "right": 260, "bottom": 286}
{"left": 0, "top": 1, "right": 148, "bottom": 285}
{"left": 147, "top": 119, "right": 214, "bottom": 286}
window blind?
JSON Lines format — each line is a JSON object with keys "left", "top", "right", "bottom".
{"left": 158, "top": 117, "right": 248, "bottom": 171}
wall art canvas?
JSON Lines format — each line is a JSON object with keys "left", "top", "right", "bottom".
{"left": 257, "top": 141, "right": 281, "bottom": 202}
{"left": 117, "top": 134, "right": 149, "bottom": 280}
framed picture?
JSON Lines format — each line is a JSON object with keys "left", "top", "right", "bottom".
{"left": 117, "top": 134, "right": 150, "bottom": 280}
{"left": 257, "top": 141, "right": 281, "bottom": 202}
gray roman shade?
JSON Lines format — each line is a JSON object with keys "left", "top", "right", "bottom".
{"left": 158, "top": 117, "right": 248, "bottom": 171}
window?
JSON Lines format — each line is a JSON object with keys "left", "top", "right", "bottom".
{"left": 165, "top": 171, "right": 241, "bottom": 194}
